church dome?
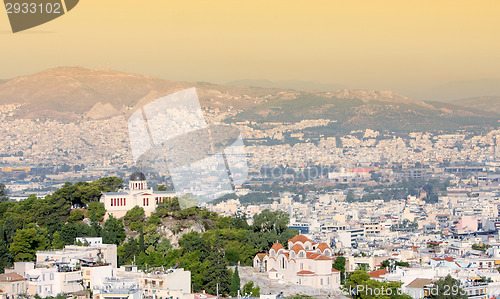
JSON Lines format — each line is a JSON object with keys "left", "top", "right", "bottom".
{"left": 130, "top": 172, "right": 146, "bottom": 181}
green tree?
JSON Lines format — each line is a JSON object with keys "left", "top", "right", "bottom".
{"left": 203, "top": 238, "right": 230, "bottom": 296}
{"left": 472, "top": 243, "right": 490, "bottom": 252}
{"left": 333, "top": 256, "right": 346, "bottom": 281}
{"left": 242, "top": 281, "right": 260, "bottom": 297}
{"left": 102, "top": 216, "right": 125, "bottom": 245}
{"left": 0, "top": 238, "right": 13, "bottom": 272}
{"left": 67, "top": 209, "right": 84, "bottom": 223}
{"left": 344, "top": 270, "right": 411, "bottom": 299}
{"left": 346, "top": 190, "right": 356, "bottom": 202}
{"left": 0, "top": 184, "right": 8, "bottom": 203}
{"left": 356, "top": 264, "right": 370, "bottom": 271}
{"left": 179, "top": 232, "right": 210, "bottom": 260}
{"left": 138, "top": 229, "right": 145, "bottom": 253}
{"left": 123, "top": 206, "right": 145, "bottom": 231}
{"left": 94, "top": 177, "right": 124, "bottom": 192}
{"left": 117, "top": 237, "right": 139, "bottom": 266}
{"left": 380, "top": 259, "right": 410, "bottom": 269}
{"left": 427, "top": 275, "right": 467, "bottom": 299}
{"left": 252, "top": 209, "right": 290, "bottom": 234}
{"left": 229, "top": 266, "right": 241, "bottom": 296}
{"left": 9, "top": 224, "right": 50, "bottom": 261}
{"left": 36, "top": 191, "right": 72, "bottom": 225}
{"left": 232, "top": 212, "right": 249, "bottom": 230}
{"left": 87, "top": 202, "right": 106, "bottom": 222}
{"left": 52, "top": 231, "right": 65, "bottom": 249}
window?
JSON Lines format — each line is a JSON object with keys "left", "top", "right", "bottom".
{"left": 50, "top": 273, "right": 54, "bottom": 280}
{"left": 110, "top": 198, "right": 113, "bottom": 206}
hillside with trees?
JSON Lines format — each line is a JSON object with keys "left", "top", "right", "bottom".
{"left": 0, "top": 177, "right": 298, "bottom": 294}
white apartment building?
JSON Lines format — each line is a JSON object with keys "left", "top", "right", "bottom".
{"left": 115, "top": 264, "right": 191, "bottom": 299}
{"left": 5, "top": 262, "right": 83, "bottom": 297}
{"left": 96, "top": 277, "right": 143, "bottom": 299}
{"left": 37, "top": 243, "right": 117, "bottom": 268}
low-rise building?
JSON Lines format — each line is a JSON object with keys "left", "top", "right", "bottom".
{"left": 95, "top": 277, "right": 143, "bottom": 299}
{"left": 0, "top": 273, "right": 27, "bottom": 299}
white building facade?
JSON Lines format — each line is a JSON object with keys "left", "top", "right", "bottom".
{"left": 100, "top": 172, "right": 176, "bottom": 218}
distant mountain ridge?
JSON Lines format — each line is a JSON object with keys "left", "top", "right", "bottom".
{"left": 416, "top": 78, "right": 500, "bottom": 101}
{"left": 450, "top": 96, "right": 500, "bottom": 115}
{"left": 0, "top": 67, "right": 497, "bottom": 132}
{"left": 226, "top": 79, "right": 347, "bottom": 91}
{"left": 225, "top": 90, "right": 498, "bottom": 132}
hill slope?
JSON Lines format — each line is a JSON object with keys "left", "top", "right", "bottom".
{"left": 0, "top": 67, "right": 280, "bottom": 121}
{"left": 417, "top": 78, "right": 500, "bottom": 101}
{"left": 225, "top": 90, "right": 499, "bottom": 132}
{"left": 450, "top": 96, "right": 500, "bottom": 115}
{"left": 226, "top": 79, "right": 347, "bottom": 91}
{"left": 0, "top": 67, "right": 497, "bottom": 131}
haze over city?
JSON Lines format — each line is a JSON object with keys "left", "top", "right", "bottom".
{"left": 1, "top": 0, "right": 500, "bottom": 100}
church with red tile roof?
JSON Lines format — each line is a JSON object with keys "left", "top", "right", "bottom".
{"left": 253, "top": 235, "right": 341, "bottom": 290}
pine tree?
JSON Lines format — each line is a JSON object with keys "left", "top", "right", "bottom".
{"left": 138, "top": 229, "right": 145, "bottom": 253}
{"left": 203, "top": 237, "right": 230, "bottom": 296}
{"left": 229, "top": 266, "right": 240, "bottom": 297}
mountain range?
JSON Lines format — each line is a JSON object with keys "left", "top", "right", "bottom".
{"left": 226, "top": 79, "right": 347, "bottom": 91}
{"left": 0, "top": 67, "right": 497, "bottom": 132}
{"left": 416, "top": 78, "right": 500, "bottom": 102}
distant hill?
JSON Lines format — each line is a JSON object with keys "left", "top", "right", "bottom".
{"left": 226, "top": 79, "right": 347, "bottom": 91}
{"left": 0, "top": 67, "right": 277, "bottom": 121}
{"left": 0, "top": 67, "right": 498, "bottom": 132}
{"left": 449, "top": 96, "right": 500, "bottom": 115}
{"left": 416, "top": 78, "right": 500, "bottom": 101}
{"left": 225, "top": 90, "right": 499, "bottom": 132}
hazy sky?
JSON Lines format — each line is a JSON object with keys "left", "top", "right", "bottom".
{"left": 1, "top": 0, "right": 500, "bottom": 99}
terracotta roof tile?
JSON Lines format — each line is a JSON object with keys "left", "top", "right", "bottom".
{"left": 317, "top": 243, "right": 330, "bottom": 252}
{"left": 406, "top": 278, "right": 433, "bottom": 289}
{"left": 288, "top": 235, "right": 312, "bottom": 243}
{"left": 368, "top": 269, "right": 388, "bottom": 279}
{"left": 271, "top": 243, "right": 284, "bottom": 252}
{"left": 291, "top": 244, "right": 305, "bottom": 253}
{"left": 297, "top": 270, "right": 315, "bottom": 275}
{"left": 0, "top": 273, "right": 26, "bottom": 282}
